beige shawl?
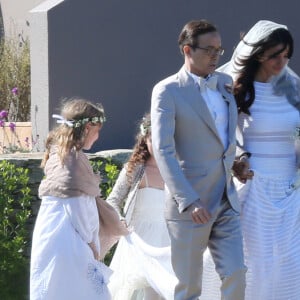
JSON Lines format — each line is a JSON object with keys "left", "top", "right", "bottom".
{"left": 39, "top": 147, "right": 129, "bottom": 260}
{"left": 39, "top": 148, "right": 100, "bottom": 198}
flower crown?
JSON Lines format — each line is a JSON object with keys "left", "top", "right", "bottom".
{"left": 140, "top": 119, "right": 151, "bottom": 136}
{"left": 52, "top": 114, "right": 106, "bottom": 128}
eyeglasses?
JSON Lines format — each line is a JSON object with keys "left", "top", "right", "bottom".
{"left": 192, "top": 46, "right": 224, "bottom": 56}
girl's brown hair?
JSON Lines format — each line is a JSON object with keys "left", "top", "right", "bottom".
{"left": 41, "top": 98, "right": 105, "bottom": 168}
{"left": 126, "top": 113, "right": 151, "bottom": 182}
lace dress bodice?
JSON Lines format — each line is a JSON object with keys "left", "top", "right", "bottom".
{"left": 239, "top": 81, "right": 300, "bottom": 178}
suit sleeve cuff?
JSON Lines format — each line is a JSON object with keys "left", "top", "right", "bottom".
{"left": 178, "top": 199, "right": 198, "bottom": 213}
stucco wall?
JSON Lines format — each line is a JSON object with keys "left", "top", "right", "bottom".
{"left": 0, "top": 0, "right": 43, "bottom": 38}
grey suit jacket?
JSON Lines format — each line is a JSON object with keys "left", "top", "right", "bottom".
{"left": 151, "top": 66, "right": 239, "bottom": 219}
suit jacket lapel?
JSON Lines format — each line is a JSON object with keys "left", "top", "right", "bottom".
{"left": 217, "top": 76, "right": 237, "bottom": 145}
{"left": 228, "top": 99, "right": 237, "bottom": 144}
{"left": 177, "top": 67, "right": 220, "bottom": 139}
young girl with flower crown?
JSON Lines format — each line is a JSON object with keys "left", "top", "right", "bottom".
{"left": 107, "top": 113, "right": 175, "bottom": 299}
{"left": 30, "top": 98, "right": 111, "bottom": 300}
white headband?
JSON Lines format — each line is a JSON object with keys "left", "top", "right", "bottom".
{"left": 52, "top": 114, "right": 106, "bottom": 128}
{"left": 52, "top": 114, "right": 74, "bottom": 127}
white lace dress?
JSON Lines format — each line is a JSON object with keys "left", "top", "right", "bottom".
{"left": 108, "top": 182, "right": 172, "bottom": 299}
{"left": 201, "top": 81, "right": 300, "bottom": 300}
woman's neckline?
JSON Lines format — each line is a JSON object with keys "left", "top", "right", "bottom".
{"left": 138, "top": 186, "right": 164, "bottom": 191}
{"left": 254, "top": 80, "right": 272, "bottom": 85}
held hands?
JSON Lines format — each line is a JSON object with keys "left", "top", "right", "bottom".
{"left": 121, "top": 219, "right": 127, "bottom": 227}
{"left": 232, "top": 156, "right": 254, "bottom": 184}
{"left": 191, "top": 200, "right": 211, "bottom": 224}
{"left": 120, "top": 219, "right": 133, "bottom": 234}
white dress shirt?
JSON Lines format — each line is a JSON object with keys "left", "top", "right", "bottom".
{"left": 189, "top": 71, "right": 229, "bottom": 148}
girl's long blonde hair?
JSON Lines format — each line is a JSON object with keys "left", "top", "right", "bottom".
{"left": 41, "top": 98, "right": 105, "bottom": 168}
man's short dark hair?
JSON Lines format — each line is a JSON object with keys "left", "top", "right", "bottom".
{"left": 178, "top": 20, "right": 218, "bottom": 54}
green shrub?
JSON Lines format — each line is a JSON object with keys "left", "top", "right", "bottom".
{"left": 0, "top": 160, "right": 32, "bottom": 300}
{"left": 91, "top": 158, "right": 122, "bottom": 265}
{"left": 101, "top": 161, "right": 121, "bottom": 199}
{"left": 91, "top": 157, "right": 121, "bottom": 200}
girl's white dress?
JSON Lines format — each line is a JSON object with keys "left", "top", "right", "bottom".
{"left": 201, "top": 81, "right": 300, "bottom": 300}
{"left": 30, "top": 195, "right": 112, "bottom": 300}
{"left": 108, "top": 179, "right": 172, "bottom": 299}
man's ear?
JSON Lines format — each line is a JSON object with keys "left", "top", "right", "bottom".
{"left": 183, "top": 45, "right": 191, "bottom": 56}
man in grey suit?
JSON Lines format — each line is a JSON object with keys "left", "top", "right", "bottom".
{"left": 151, "top": 20, "right": 247, "bottom": 299}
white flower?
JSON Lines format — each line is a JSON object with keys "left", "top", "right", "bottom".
{"left": 294, "top": 126, "right": 300, "bottom": 140}
{"left": 140, "top": 124, "right": 147, "bottom": 136}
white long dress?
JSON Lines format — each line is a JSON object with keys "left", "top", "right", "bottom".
{"left": 109, "top": 183, "right": 247, "bottom": 299}
{"left": 201, "top": 81, "right": 300, "bottom": 300}
{"left": 108, "top": 184, "right": 172, "bottom": 299}
{"left": 30, "top": 195, "right": 112, "bottom": 300}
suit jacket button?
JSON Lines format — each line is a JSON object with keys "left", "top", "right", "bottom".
{"left": 223, "top": 155, "right": 226, "bottom": 159}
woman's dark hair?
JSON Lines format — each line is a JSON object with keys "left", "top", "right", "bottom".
{"left": 234, "top": 28, "right": 294, "bottom": 115}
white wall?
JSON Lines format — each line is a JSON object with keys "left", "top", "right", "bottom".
{"left": 0, "top": 0, "right": 44, "bottom": 38}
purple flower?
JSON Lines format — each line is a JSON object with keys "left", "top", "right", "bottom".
{"left": 32, "top": 134, "right": 40, "bottom": 146}
{"left": 24, "top": 137, "right": 30, "bottom": 148}
{"left": 9, "top": 122, "right": 16, "bottom": 132}
{"left": 11, "top": 87, "right": 18, "bottom": 95}
{"left": 0, "top": 120, "right": 4, "bottom": 128}
{"left": 0, "top": 110, "right": 8, "bottom": 119}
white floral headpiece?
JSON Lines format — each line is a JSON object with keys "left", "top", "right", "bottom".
{"left": 140, "top": 118, "right": 151, "bottom": 136}
{"left": 52, "top": 114, "right": 106, "bottom": 128}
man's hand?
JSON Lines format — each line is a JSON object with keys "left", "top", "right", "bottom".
{"left": 232, "top": 157, "right": 254, "bottom": 183}
{"left": 191, "top": 200, "right": 211, "bottom": 224}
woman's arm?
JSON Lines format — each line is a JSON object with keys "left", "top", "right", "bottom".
{"left": 106, "top": 166, "right": 132, "bottom": 219}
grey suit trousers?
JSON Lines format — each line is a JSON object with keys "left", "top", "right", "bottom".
{"left": 166, "top": 197, "right": 246, "bottom": 300}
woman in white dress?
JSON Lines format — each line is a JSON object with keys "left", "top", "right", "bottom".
{"left": 107, "top": 114, "right": 173, "bottom": 300}
{"left": 30, "top": 98, "right": 111, "bottom": 300}
{"left": 202, "top": 20, "right": 300, "bottom": 300}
